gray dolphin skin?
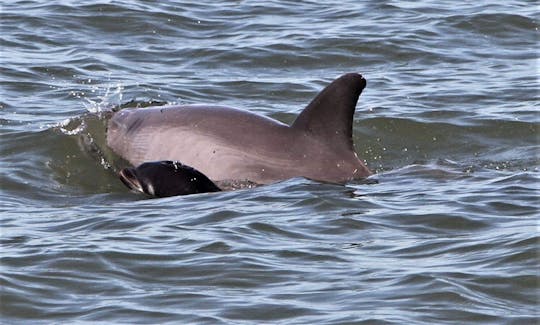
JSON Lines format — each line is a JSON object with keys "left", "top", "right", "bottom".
{"left": 107, "top": 73, "right": 372, "bottom": 195}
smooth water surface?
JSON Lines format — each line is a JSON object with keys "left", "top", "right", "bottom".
{"left": 1, "top": 1, "right": 539, "bottom": 324}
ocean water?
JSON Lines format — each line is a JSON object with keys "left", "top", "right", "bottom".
{"left": 1, "top": 1, "right": 539, "bottom": 324}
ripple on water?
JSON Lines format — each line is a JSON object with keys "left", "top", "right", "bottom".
{"left": 1, "top": 1, "right": 539, "bottom": 324}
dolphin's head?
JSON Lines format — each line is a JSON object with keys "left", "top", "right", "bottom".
{"left": 119, "top": 161, "right": 221, "bottom": 197}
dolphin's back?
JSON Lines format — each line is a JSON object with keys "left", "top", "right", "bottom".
{"left": 107, "top": 105, "right": 300, "bottom": 183}
{"left": 107, "top": 73, "right": 372, "bottom": 185}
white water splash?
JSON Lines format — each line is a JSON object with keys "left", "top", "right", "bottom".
{"left": 57, "top": 117, "right": 85, "bottom": 135}
{"left": 82, "top": 82, "right": 125, "bottom": 114}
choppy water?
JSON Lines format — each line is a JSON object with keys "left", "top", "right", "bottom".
{"left": 1, "top": 1, "right": 539, "bottom": 324}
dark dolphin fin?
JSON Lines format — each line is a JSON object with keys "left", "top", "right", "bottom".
{"left": 291, "top": 73, "right": 366, "bottom": 151}
{"left": 119, "top": 161, "right": 221, "bottom": 197}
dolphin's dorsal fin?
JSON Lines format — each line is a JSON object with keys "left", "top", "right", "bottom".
{"left": 292, "top": 73, "right": 366, "bottom": 151}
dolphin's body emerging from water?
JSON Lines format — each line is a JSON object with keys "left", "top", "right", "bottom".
{"left": 107, "top": 73, "right": 371, "bottom": 196}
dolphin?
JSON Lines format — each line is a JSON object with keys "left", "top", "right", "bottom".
{"left": 119, "top": 161, "right": 221, "bottom": 197}
{"left": 107, "top": 73, "right": 372, "bottom": 196}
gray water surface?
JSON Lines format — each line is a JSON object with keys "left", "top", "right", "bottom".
{"left": 1, "top": 1, "right": 539, "bottom": 324}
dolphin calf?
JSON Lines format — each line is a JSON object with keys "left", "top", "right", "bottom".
{"left": 119, "top": 161, "right": 221, "bottom": 197}
{"left": 107, "top": 73, "right": 372, "bottom": 196}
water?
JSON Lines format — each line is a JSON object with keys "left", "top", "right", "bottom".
{"left": 1, "top": 1, "right": 539, "bottom": 323}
